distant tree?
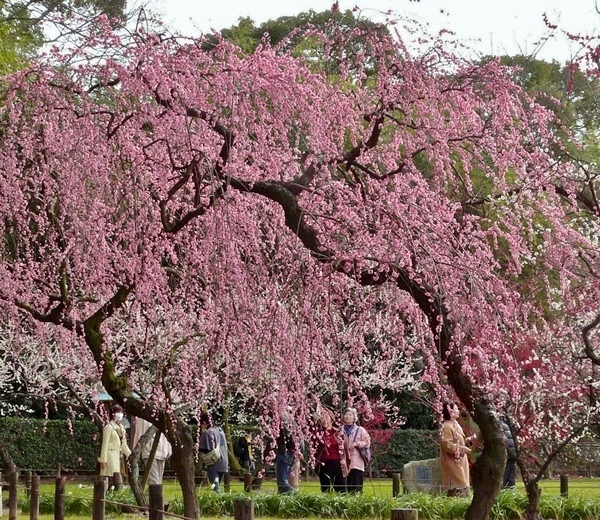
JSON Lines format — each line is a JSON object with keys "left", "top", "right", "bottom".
{"left": 0, "top": 0, "right": 127, "bottom": 30}
{"left": 0, "top": 6, "right": 41, "bottom": 74}
{"left": 0, "top": 0, "right": 132, "bottom": 70}
{"left": 208, "top": 7, "right": 388, "bottom": 67}
{"left": 470, "top": 54, "right": 600, "bottom": 520}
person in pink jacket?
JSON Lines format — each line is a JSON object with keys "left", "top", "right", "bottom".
{"left": 339, "top": 407, "right": 370, "bottom": 493}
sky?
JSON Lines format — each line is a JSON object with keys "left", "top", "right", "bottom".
{"left": 145, "top": 0, "right": 600, "bottom": 64}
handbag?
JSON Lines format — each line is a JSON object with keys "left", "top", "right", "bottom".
{"left": 202, "top": 446, "right": 221, "bottom": 466}
{"left": 201, "top": 432, "right": 222, "bottom": 466}
{"left": 353, "top": 428, "right": 372, "bottom": 465}
{"left": 359, "top": 446, "right": 372, "bottom": 465}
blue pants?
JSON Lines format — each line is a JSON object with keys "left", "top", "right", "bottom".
{"left": 207, "top": 466, "right": 225, "bottom": 492}
{"left": 277, "top": 479, "right": 298, "bottom": 493}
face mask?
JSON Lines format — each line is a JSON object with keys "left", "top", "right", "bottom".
{"left": 114, "top": 412, "right": 124, "bottom": 422}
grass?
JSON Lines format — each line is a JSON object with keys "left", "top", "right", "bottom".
{"left": 9, "top": 475, "right": 600, "bottom": 500}
{"left": 7, "top": 477, "right": 600, "bottom": 519}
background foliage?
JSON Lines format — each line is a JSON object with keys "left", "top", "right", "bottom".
{"left": 371, "top": 429, "right": 440, "bottom": 474}
{"left": 0, "top": 417, "right": 100, "bottom": 472}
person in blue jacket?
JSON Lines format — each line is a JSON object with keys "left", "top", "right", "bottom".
{"left": 199, "top": 412, "right": 229, "bottom": 492}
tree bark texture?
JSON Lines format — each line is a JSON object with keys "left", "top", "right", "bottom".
{"left": 525, "top": 482, "right": 542, "bottom": 520}
{"left": 82, "top": 292, "right": 199, "bottom": 519}
{"left": 127, "top": 427, "right": 153, "bottom": 509}
{"left": 466, "top": 400, "right": 505, "bottom": 520}
{"left": 167, "top": 427, "right": 198, "bottom": 519}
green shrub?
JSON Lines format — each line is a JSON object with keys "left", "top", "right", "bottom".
{"left": 0, "top": 417, "right": 100, "bottom": 472}
{"left": 372, "top": 429, "right": 439, "bottom": 473}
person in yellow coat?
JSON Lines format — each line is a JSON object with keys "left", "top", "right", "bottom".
{"left": 98, "top": 404, "right": 131, "bottom": 487}
{"left": 440, "top": 401, "right": 476, "bottom": 497}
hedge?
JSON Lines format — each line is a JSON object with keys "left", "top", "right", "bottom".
{"left": 0, "top": 417, "right": 439, "bottom": 474}
{"left": 0, "top": 417, "right": 100, "bottom": 473}
{"left": 371, "top": 429, "right": 439, "bottom": 473}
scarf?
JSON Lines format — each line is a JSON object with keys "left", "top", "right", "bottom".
{"left": 343, "top": 424, "right": 355, "bottom": 436}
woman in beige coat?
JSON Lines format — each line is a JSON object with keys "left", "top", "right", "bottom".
{"left": 440, "top": 401, "right": 475, "bottom": 497}
{"left": 98, "top": 405, "right": 131, "bottom": 485}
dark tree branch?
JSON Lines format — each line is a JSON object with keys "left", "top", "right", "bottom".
{"left": 520, "top": 424, "right": 586, "bottom": 487}
{"left": 14, "top": 299, "right": 75, "bottom": 330}
{"left": 583, "top": 312, "right": 600, "bottom": 365}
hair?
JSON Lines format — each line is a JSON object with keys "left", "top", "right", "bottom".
{"left": 343, "top": 407, "right": 358, "bottom": 422}
{"left": 285, "top": 439, "right": 296, "bottom": 451}
{"left": 320, "top": 410, "right": 334, "bottom": 428}
{"left": 199, "top": 412, "right": 212, "bottom": 426}
{"left": 110, "top": 404, "right": 123, "bottom": 416}
{"left": 442, "top": 401, "right": 456, "bottom": 421}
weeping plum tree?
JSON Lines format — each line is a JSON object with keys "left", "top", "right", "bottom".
{"left": 0, "top": 17, "right": 593, "bottom": 520}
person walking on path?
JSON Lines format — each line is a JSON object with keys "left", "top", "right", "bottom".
{"left": 502, "top": 420, "right": 517, "bottom": 488}
{"left": 276, "top": 439, "right": 299, "bottom": 493}
{"left": 133, "top": 417, "right": 172, "bottom": 485}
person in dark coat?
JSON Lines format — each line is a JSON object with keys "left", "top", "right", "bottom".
{"left": 236, "top": 432, "right": 254, "bottom": 472}
{"left": 501, "top": 420, "right": 517, "bottom": 488}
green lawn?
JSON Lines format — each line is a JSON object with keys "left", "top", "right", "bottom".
{"left": 6, "top": 476, "right": 600, "bottom": 500}
{"left": 516, "top": 478, "right": 600, "bottom": 499}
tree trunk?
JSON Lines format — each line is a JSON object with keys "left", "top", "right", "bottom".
{"left": 524, "top": 481, "right": 541, "bottom": 520}
{"left": 466, "top": 398, "right": 505, "bottom": 520}
{"left": 83, "top": 296, "right": 199, "bottom": 518}
{"left": 445, "top": 355, "right": 505, "bottom": 520}
{"left": 169, "top": 426, "right": 198, "bottom": 519}
{"left": 0, "top": 444, "right": 17, "bottom": 474}
{"left": 127, "top": 445, "right": 148, "bottom": 509}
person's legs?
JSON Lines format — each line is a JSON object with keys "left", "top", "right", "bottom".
{"left": 277, "top": 480, "right": 297, "bottom": 493}
{"left": 355, "top": 469, "right": 364, "bottom": 493}
{"left": 156, "top": 460, "right": 166, "bottom": 483}
{"left": 508, "top": 461, "right": 517, "bottom": 487}
{"left": 503, "top": 460, "right": 516, "bottom": 488}
{"left": 146, "top": 459, "right": 166, "bottom": 485}
{"left": 332, "top": 461, "right": 345, "bottom": 492}
{"left": 319, "top": 460, "right": 335, "bottom": 492}
{"left": 207, "top": 466, "right": 221, "bottom": 492}
{"left": 346, "top": 469, "right": 364, "bottom": 493}
{"left": 217, "top": 471, "right": 226, "bottom": 490}
{"left": 319, "top": 467, "right": 331, "bottom": 492}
